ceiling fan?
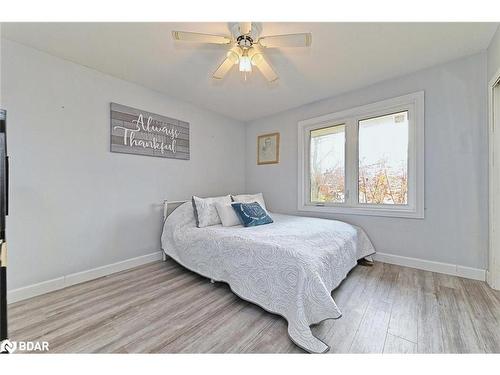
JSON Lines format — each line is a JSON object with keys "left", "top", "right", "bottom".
{"left": 172, "top": 22, "right": 312, "bottom": 82}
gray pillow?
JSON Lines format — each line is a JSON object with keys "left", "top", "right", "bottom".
{"left": 192, "top": 195, "right": 232, "bottom": 228}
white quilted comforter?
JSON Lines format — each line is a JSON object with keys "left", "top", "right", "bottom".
{"left": 161, "top": 202, "right": 375, "bottom": 353}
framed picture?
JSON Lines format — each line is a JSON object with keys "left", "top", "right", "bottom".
{"left": 257, "top": 132, "right": 280, "bottom": 165}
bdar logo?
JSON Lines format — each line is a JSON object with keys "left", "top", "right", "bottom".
{"left": 0, "top": 339, "right": 16, "bottom": 353}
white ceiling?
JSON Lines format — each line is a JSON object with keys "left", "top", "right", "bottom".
{"left": 1, "top": 22, "right": 498, "bottom": 122}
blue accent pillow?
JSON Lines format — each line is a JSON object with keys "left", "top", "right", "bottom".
{"left": 231, "top": 202, "right": 273, "bottom": 227}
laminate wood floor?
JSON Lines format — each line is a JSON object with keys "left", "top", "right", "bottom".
{"left": 8, "top": 259, "right": 500, "bottom": 353}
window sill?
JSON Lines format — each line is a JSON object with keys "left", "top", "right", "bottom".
{"left": 298, "top": 204, "right": 424, "bottom": 219}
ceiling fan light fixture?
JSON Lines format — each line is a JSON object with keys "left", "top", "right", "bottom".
{"left": 239, "top": 50, "right": 252, "bottom": 72}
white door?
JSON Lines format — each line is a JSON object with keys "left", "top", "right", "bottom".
{"left": 490, "top": 82, "right": 500, "bottom": 290}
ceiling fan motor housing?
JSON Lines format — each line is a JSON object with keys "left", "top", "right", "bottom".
{"left": 236, "top": 35, "right": 253, "bottom": 49}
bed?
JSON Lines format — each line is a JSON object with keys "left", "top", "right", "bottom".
{"left": 161, "top": 201, "right": 375, "bottom": 353}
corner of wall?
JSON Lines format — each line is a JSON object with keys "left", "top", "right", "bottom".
{"left": 487, "top": 25, "right": 500, "bottom": 83}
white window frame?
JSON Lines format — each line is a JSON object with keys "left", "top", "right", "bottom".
{"left": 298, "top": 91, "right": 424, "bottom": 219}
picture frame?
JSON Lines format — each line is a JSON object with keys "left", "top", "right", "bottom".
{"left": 257, "top": 132, "right": 280, "bottom": 165}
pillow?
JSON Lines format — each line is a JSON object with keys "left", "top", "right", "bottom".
{"left": 231, "top": 202, "right": 273, "bottom": 227}
{"left": 231, "top": 193, "right": 267, "bottom": 211}
{"left": 192, "top": 195, "right": 231, "bottom": 228}
{"left": 215, "top": 202, "right": 242, "bottom": 227}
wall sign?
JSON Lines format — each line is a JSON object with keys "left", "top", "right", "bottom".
{"left": 110, "top": 103, "right": 190, "bottom": 160}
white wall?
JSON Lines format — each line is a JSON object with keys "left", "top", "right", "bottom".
{"left": 1, "top": 39, "right": 246, "bottom": 290}
{"left": 246, "top": 53, "right": 488, "bottom": 270}
{"left": 488, "top": 25, "right": 500, "bottom": 83}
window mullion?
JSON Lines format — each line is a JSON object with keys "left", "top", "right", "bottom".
{"left": 345, "top": 118, "right": 358, "bottom": 207}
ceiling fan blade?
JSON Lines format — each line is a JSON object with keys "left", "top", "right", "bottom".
{"left": 213, "top": 48, "right": 240, "bottom": 79}
{"left": 239, "top": 22, "right": 252, "bottom": 35}
{"left": 172, "top": 31, "right": 231, "bottom": 45}
{"left": 250, "top": 52, "right": 278, "bottom": 82}
{"left": 258, "top": 33, "right": 312, "bottom": 48}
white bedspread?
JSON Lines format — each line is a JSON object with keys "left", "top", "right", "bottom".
{"left": 161, "top": 202, "right": 375, "bottom": 353}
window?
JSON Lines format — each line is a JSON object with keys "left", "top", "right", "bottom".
{"left": 298, "top": 92, "right": 424, "bottom": 218}
{"left": 358, "top": 111, "right": 408, "bottom": 205}
{"left": 310, "top": 124, "right": 345, "bottom": 203}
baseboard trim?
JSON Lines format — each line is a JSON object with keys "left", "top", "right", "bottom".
{"left": 374, "top": 252, "right": 486, "bottom": 281}
{"left": 8, "top": 251, "right": 163, "bottom": 303}
{"left": 7, "top": 250, "right": 487, "bottom": 303}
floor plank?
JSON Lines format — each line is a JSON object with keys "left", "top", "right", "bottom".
{"left": 314, "top": 262, "right": 383, "bottom": 353}
{"left": 435, "top": 275, "right": 485, "bottom": 353}
{"left": 8, "top": 259, "right": 500, "bottom": 354}
{"left": 387, "top": 267, "right": 418, "bottom": 343}
{"left": 383, "top": 333, "right": 417, "bottom": 353}
{"left": 349, "top": 263, "right": 398, "bottom": 353}
{"left": 241, "top": 319, "right": 303, "bottom": 353}
{"left": 417, "top": 288, "right": 444, "bottom": 353}
{"left": 459, "top": 278, "right": 500, "bottom": 353}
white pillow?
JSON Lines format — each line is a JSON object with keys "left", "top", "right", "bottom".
{"left": 192, "top": 195, "right": 231, "bottom": 228}
{"left": 214, "top": 202, "right": 242, "bottom": 227}
{"left": 232, "top": 193, "right": 267, "bottom": 211}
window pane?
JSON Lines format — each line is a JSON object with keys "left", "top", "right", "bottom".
{"left": 358, "top": 111, "right": 408, "bottom": 205}
{"left": 310, "top": 124, "right": 345, "bottom": 203}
